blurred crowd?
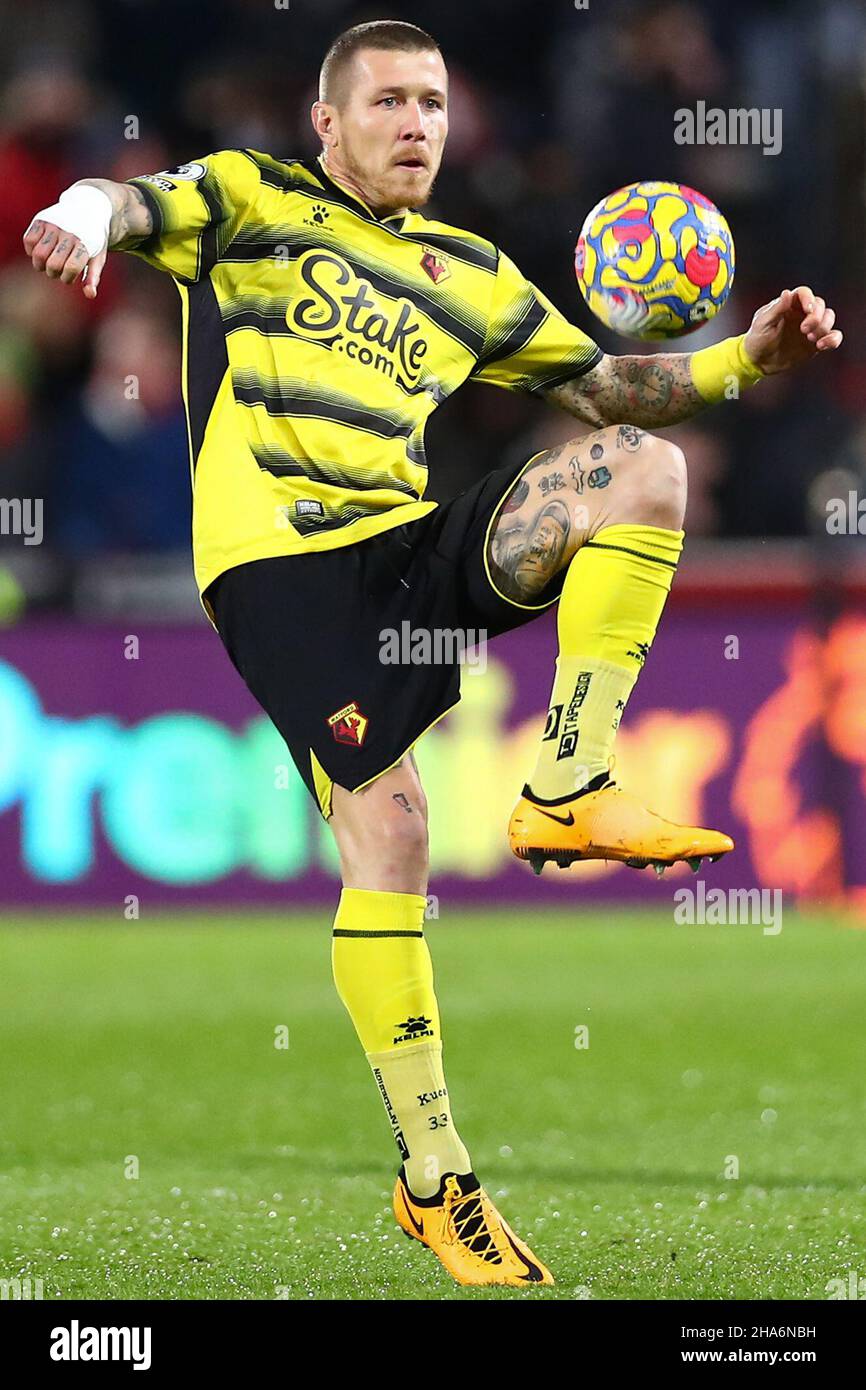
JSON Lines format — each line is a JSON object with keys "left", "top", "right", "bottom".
{"left": 0, "top": 0, "right": 864, "bottom": 610}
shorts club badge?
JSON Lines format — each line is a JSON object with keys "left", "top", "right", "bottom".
{"left": 327, "top": 701, "right": 370, "bottom": 748}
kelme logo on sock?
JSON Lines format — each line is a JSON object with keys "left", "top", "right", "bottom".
{"left": 393, "top": 1015, "right": 435, "bottom": 1045}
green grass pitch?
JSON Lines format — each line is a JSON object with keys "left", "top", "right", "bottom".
{"left": 0, "top": 909, "right": 863, "bottom": 1300}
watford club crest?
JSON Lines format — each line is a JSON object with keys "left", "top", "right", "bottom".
{"left": 327, "top": 701, "right": 369, "bottom": 748}
{"left": 420, "top": 247, "right": 451, "bottom": 284}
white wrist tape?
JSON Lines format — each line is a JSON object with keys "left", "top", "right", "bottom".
{"left": 31, "top": 185, "right": 112, "bottom": 258}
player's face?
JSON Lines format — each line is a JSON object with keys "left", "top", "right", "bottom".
{"left": 331, "top": 48, "right": 448, "bottom": 213}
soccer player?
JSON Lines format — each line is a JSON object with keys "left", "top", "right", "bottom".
{"left": 24, "top": 20, "right": 841, "bottom": 1287}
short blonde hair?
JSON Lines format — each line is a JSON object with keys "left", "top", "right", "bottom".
{"left": 319, "top": 19, "right": 441, "bottom": 106}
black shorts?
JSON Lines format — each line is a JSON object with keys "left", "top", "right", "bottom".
{"left": 206, "top": 451, "right": 563, "bottom": 817}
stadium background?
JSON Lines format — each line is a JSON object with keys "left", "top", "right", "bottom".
{"left": 1, "top": 0, "right": 865, "bottom": 1307}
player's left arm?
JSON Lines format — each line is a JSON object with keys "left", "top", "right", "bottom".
{"left": 544, "top": 286, "right": 843, "bottom": 429}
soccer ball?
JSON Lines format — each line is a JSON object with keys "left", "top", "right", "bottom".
{"left": 574, "top": 181, "right": 735, "bottom": 340}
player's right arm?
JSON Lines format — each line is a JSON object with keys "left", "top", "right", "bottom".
{"left": 23, "top": 179, "right": 152, "bottom": 299}
{"left": 23, "top": 151, "right": 265, "bottom": 297}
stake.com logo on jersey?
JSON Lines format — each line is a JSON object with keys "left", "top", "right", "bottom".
{"left": 288, "top": 250, "right": 429, "bottom": 388}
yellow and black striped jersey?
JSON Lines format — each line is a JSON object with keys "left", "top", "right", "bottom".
{"left": 122, "top": 150, "right": 601, "bottom": 609}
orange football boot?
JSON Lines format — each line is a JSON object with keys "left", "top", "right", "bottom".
{"left": 509, "top": 783, "right": 734, "bottom": 877}
{"left": 394, "top": 1168, "right": 554, "bottom": 1287}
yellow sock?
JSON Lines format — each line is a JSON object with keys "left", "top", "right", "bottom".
{"left": 332, "top": 888, "right": 472, "bottom": 1197}
{"left": 527, "top": 523, "right": 683, "bottom": 802}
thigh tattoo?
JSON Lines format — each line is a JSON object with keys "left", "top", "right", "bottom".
{"left": 489, "top": 428, "right": 642, "bottom": 604}
{"left": 489, "top": 492, "right": 572, "bottom": 603}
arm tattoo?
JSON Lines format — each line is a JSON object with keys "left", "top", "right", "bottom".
{"left": 544, "top": 353, "right": 705, "bottom": 429}
{"left": 110, "top": 186, "right": 154, "bottom": 248}
{"left": 68, "top": 179, "right": 153, "bottom": 252}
